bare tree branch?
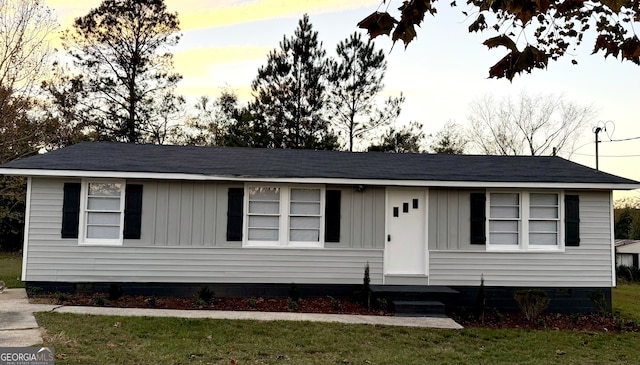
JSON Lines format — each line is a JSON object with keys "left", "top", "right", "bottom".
{"left": 466, "top": 91, "right": 593, "bottom": 157}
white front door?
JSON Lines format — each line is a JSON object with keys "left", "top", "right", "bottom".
{"left": 385, "top": 189, "right": 427, "bottom": 276}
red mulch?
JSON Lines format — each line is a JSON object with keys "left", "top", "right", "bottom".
{"left": 30, "top": 293, "right": 390, "bottom": 316}
{"left": 30, "top": 293, "right": 640, "bottom": 332}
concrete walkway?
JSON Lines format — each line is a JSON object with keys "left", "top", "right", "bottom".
{"left": 0, "top": 289, "right": 58, "bottom": 347}
{"left": 1, "top": 288, "right": 462, "bottom": 347}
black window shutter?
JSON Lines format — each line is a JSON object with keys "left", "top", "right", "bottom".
{"left": 325, "top": 190, "right": 341, "bottom": 242}
{"left": 227, "top": 188, "right": 244, "bottom": 241}
{"left": 61, "top": 183, "right": 81, "bottom": 238}
{"left": 633, "top": 254, "right": 639, "bottom": 269}
{"left": 123, "top": 184, "right": 143, "bottom": 239}
{"left": 470, "top": 193, "right": 486, "bottom": 245}
{"left": 565, "top": 194, "right": 580, "bottom": 247}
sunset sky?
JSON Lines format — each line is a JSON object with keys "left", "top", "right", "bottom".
{"left": 45, "top": 0, "right": 640, "bottom": 198}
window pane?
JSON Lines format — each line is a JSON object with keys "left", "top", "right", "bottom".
{"left": 249, "top": 201, "right": 279, "bottom": 214}
{"left": 290, "top": 229, "right": 319, "bottom": 242}
{"left": 529, "top": 232, "right": 558, "bottom": 245}
{"left": 490, "top": 233, "right": 518, "bottom": 245}
{"left": 290, "top": 216, "right": 320, "bottom": 229}
{"left": 290, "top": 202, "right": 320, "bottom": 215}
{"left": 490, "top": 207, "right": 519, "bottom": 219}
{"left": 249, "top": 187, "right": 279, "bottom": 201}
{"left": 530, "top": 220, "right": 558, "bottom": 233}
{"left": 491, "top": 193, "right": 519, "bottom": 205}
{"left": 87, "top": 197, "right": 121, "bottom": 210}
{"left": 619, "top": 254, "right": 634, "bottom": 267}
{"left": 530, "top": 193, "right": 557, "bottom": 206}
{"left": 291, "top": 189, "right": 320, "bottom": 202}
{"left": 87, "top": 225, "right": 120, "bottom": 239}
{"left": 490, "top": 221, "right": 518, "bottom": 233}
{"left": 87, "top": 212, "right": 120, "bottom": 225}
{"left": 530, "top": 207, "right": 558, "bottom": 219}
{"left": 248, "top": 216, "right": 279, "bottom": 228}
{"left": 291, "top": 189, "right": 320, "bottom": 201}
{"left": 290, "top": 188, "right": 321, "bottom": 215}
{"left": 89, "top": 183, "right": 122, "bottom": 197}
{"left": 248, "top": 228, "right": 279, "bottom": 241}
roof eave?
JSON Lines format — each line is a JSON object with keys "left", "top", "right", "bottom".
{"left": 2, "top": 168, "right": 638, "bottom": 191}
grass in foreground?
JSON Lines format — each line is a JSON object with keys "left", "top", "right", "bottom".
{"left": 0, "top": 251, "right": 23, "bottom": 288}
{"left": 37, "top": 312, "right": 640, "bottom": 365}
{"left": 612, "top": 282, "right": 640, "bottom": 321}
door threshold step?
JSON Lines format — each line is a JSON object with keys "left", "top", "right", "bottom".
{"left": 371, "top": 285, "right": 459, "bottom": 294}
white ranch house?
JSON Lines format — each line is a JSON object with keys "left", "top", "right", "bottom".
{"left": 1, "top": 142, "right": 638, "bottom": 314}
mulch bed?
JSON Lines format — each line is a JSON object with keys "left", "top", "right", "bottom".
{"left": 30, "top": 292, "right": 640, "bottom": 332}
{"left": 30, "top": 292, "right": 390, "bottom": 316}
{"left": 456, "top": 311, "right": 640, "bottom": 333}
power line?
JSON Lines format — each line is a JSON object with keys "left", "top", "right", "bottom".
{"left": 595, "top": 120, "right": 640, "bottom": 143}
{"left": 602, "top": 135, "right": 640, "bottom": 143}
{"left": 573, "top": 152, "right": 640, "bottom": 158}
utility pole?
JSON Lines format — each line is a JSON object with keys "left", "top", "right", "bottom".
{"left": 594, "top": 126, "right": 603, "bottom": 171}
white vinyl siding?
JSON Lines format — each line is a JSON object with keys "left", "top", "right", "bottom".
{"left": 133, "top": 182, "right": 383, "bottom": 249}
{"left": 22, "top": 179, "right": 616, "bottom": 287}
{"left": 23, "top": 247, "right": 383, "bottom": 284}
{"left": 23, "top": 178, "right": 384, "bottom": 284}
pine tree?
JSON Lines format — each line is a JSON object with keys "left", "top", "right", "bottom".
{"left": 328, "top": 32, "right": 403, "bottom": 151}
{"left": 368, "top": 121, "right": 426, "bottom": 153}
{"left": 251, "top": 14, "right": 337, "bottom": 149}
{"left": 61, "top": 0, "right": 182, "bottom": 143}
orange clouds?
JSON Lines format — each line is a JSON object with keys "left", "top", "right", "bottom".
{"left": 169, "top": 0, "right": 380, "bottom": 31}
{"left": 48, "top": 0, "right": 380, "bottom": 32}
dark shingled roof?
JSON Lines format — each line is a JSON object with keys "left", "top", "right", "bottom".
{"left": 1, "top": 142, "right": 638, "bottom": 185}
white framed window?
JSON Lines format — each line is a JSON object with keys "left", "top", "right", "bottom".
{"left": 487, "top": 191, "right": 562, "bottom": 252}
{"left": 244, "top": 185, "right": 324, "bottom": 248}
{"left": 79, "top": 180, "right": 125, "bottom": 245}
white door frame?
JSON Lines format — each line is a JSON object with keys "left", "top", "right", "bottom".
{"left": 383, "top": 187, "right": 429, "bottom": 282}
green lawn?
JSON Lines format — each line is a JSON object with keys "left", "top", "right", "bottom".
{"left": 612, "top": 283, "right": 640, "bottom": 321}
{"left": 0, "top": 251, "right": 23, "bottom": 288}
{"left": 35, "top": 312, "right": 640, "bottom": 365}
